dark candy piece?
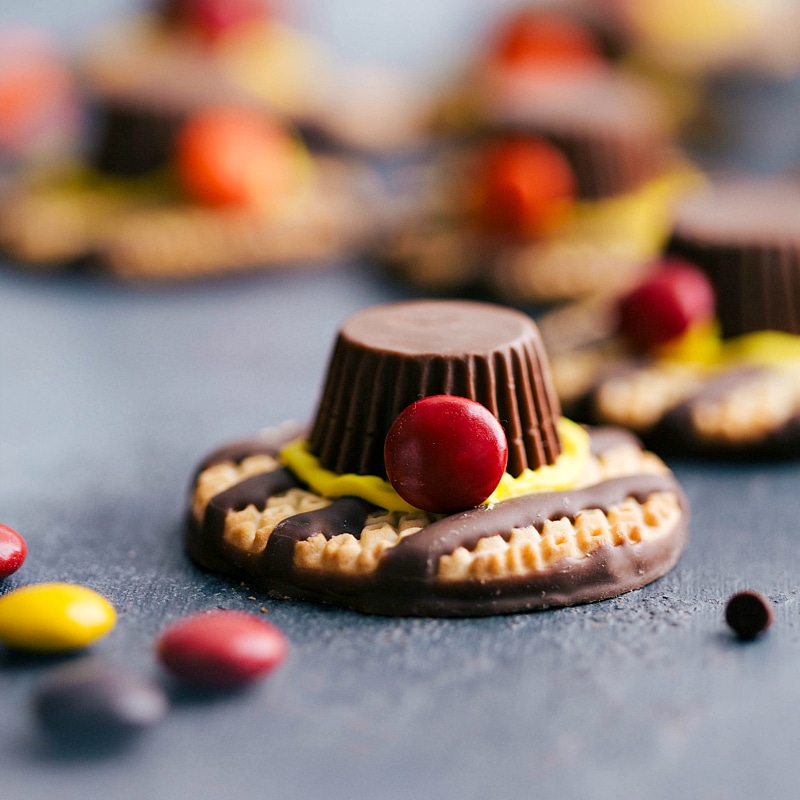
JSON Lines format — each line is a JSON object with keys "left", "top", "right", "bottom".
{"left": 156, "top": 610, "right": 288, "bottom": 689}
{"left": 725, "top": 590, "right": 774, "bottom": 640}
{"left": 34, "top": 659, "right": 168, "bottom": 743}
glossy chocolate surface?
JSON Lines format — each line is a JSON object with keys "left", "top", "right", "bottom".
{"left": 308, "top": 300, "right": 563, "bottom": 479}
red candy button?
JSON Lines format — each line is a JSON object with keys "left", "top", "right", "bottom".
{"left": 474, "top": 139, "right": 576, "bottom": 238}
{"left": 617, "top": 259, "right": 716, "bottom": 348}
{"left": 0, "top": 523, "right": 27, "bottom": 579}
{"left": 156, "top": 610, "right": 288, "bottom": 689}
{"left": 176, "top": 106, "right": 298, "bottom": 210}
{"left": 384, "top": 395, "right": 509, "bottom": 514}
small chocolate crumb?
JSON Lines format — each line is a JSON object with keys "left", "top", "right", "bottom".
{"left": 725, "top": 590, "right": 774, "bottom": 640}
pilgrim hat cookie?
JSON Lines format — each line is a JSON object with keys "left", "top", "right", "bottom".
{"left": 382, "top": 67, "right": 695, "bottom": 304}
{"left": 547, "top": 177, "right": 800, "bottom": 458}
{"left": 78, "top": 0, "right": 428, "bottom": 157}
{"left": 187, "top": 299, "right": 688, "bottom": 616}
{"left": 0, "top": 104, "right": 381, "bottom": 279}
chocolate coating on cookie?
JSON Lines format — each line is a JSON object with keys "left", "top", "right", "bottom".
{"left": 667, "top": 179, "right": 800, "bottom": 337}
{"left": 186, "top": 428, "right": 688, "bottom": 616}
{"left": 560, "top": 358, "right": 800, "bottom": 459}
{"left": 308, "top": 300, "right": 562, "bottom": 479}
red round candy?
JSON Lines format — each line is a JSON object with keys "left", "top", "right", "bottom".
{"left": 617, "top": 259, "right": 716, "bottom": 347}
{"left": 175, "top": 107, "right": 296, "bottom": 209}
{"left": 0, "top": 523, "right": 27, "bottom": 579}
{"left": 156, "top": 610, "right": 288, "bottom": 689}
{"left": 474, "top": 139, "right": 576, "bottom": 238}
{"left": 384, "top": 395, "right": 509, "bottom": 514}
{"left": 164, "top": 0, "right": 271, "bottom": 43}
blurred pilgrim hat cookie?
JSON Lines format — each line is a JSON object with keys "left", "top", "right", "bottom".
{"left": 186, "top": 299, "right": 688, "bottom": 616}
{"left": 381, "top": 66, "right": 696, "bottom": 304}
{"left": 78, "top": 0, "right": 429, "bottom": 157}
{"left": 0, "top": 104, "right": 382, "bottom": 280}
{"left": 547, "top": 177, "right": 800, "bottom": 458}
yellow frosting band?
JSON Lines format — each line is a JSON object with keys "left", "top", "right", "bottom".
{"left": 279, "top": 417, "right": 591, "bottom": 514}
{"left": 488, "top": 418, "right": 590, "bottom": 502}
{"left": 657, "top": 326, "right": 800, "bottom": 369}
{"left": 560, "top": 168, "right": 702, "bottom": 260}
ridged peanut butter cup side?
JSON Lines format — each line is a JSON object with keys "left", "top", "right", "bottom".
{"left": 308, "top": 300, "right": 563, "bottom": 479}
{"left": 481, "top": 72, "right": 676, "bottom": 198}
{"left": 667, "top": 178, "right": 800, "bottom": 337}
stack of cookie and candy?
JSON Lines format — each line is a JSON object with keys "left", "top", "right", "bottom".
{"left": 547, "top": 177, "right": 800, "bottom": 459}
{"left": 187, "top": 299, "right": 689, "bottom": 616}
{"left": 380, "top": 4, "right": 698, "bottom": 305}
{"left": 0, "top": 0, "right": 422, "bottom": 280}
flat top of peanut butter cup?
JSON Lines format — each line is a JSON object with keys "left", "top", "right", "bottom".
{"left": 673, "top": 177, "right": 800, "bottom": 241}
{"left": 339, "top": 299, "right": 541, "bottom": 357}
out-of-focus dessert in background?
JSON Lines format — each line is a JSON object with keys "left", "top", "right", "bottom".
{"left": 590, "top": 0, "right": 800, "bottom": 172}
{"left": 0, "top": 102, "right": 382, "bottom": 279}
{"left": 0, "top": 0, "right": 424, "bottom": 279}
{"left": 545, "top": 176, "right": 800, "bottom": 459}
{"left": 80, "top": 0, "right": 430, "bottom": 156}
{"left": 380, "top": 5, "right": 697, "bottom": 305}
{"left": 0, "top": 28, "right": 82, "bottom": 181}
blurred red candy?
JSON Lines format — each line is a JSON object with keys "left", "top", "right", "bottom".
{"left": 162, "top": 0, "right": 272, "bottom": 43}
{"left": 487, "top": 9, "right": 604, "bottom": 72}
{"left": 0, "top": 28, "right": 78, "bottom": 156}
{"left": 618, "top": 259, "right": 716, "bottom": 347}
{"left": 474, "top": 138, "right": 576, "bottom": 238}
{"left": 156, "top": 610, "right": 288, "bottom": 688}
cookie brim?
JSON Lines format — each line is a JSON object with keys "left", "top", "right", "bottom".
{"left": 185, "top": 431, "right": 689, "bottom": 617}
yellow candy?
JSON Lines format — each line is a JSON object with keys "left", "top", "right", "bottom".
{"left": 0, "top": 582, "right": 116, "bottom": 652}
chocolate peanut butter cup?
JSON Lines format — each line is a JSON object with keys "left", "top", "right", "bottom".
{"left": 187, "top": 300, "right": 688, "bottom": 615}
{"left": 667, "top": 178, "right": 800, "bottom": 337}
{"left": 483, "top": 72, "right": 677, "bottom": 199}
{"left": 308, "top": 300, "right": 562, "bottom": 479}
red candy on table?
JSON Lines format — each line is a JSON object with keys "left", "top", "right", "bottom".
{"left": 384, "top": 395, "right": 509, "bottom": 514}
{"left": 156, "top": 610, "right": 288, "bottom": 689}
{"left": 0, "top": 523, "right": 27, "bottom": 579}
{"left": 473, "top": 139, "right": 576, "bottom": 239}
{"left": 617, "top": 259, "right": 716, "bottom": 348}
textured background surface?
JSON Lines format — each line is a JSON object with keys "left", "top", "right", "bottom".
{"left": 3, "top": 2, "right": 800, "bottom": 799}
